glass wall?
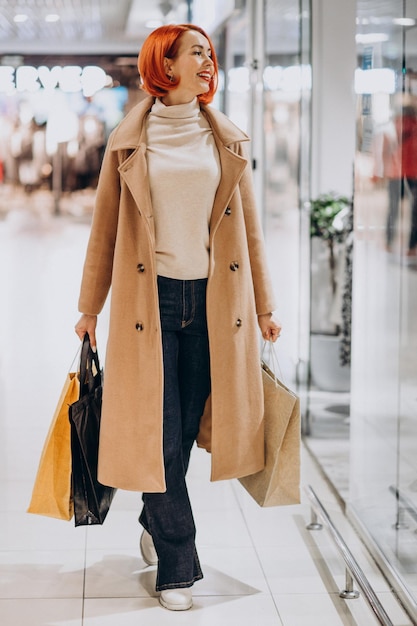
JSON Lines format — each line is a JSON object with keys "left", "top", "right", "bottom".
{"left": 298, "top": 0, "right": 356, "bottom": 493}
{"left": 263, "top": 0, "right": 311, "bottom": 389}
{"left": 207, "top": 0, "right": 311, "bottom": 389}
{"left": 350, "top": 0, "right": 417, "bottom": 618}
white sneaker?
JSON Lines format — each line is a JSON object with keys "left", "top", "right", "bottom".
{"left": 140, "top": 530, "right": 158, "bottom": 566}
{"left": 159, "top": 588, "right": 193, "bottom": 611}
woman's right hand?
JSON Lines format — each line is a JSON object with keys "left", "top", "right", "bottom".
{"left": 75, "top": 314, "right": 98, "bottom": 349}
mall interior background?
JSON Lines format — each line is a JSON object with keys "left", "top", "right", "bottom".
{"left": 1, "top": 0, "right": 417, "bottom": 621}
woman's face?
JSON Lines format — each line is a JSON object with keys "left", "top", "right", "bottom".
{"left": 163, "top": 29, "right": 214, "bottom": 106}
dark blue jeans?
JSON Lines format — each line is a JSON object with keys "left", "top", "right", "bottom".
{"left": 139, "top": 276, "right": 210, "bottom": 591}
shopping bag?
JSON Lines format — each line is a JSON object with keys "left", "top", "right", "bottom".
{"left": 27, "top": 370, "right": 79, "bottom": 520}
{"left": 238, "top": 359, "right": 301, "bottom": 507}
{"left": 69, "top": 333, "right": 116, "bottom": 526}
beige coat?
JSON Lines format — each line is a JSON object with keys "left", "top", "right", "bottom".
{"left": 78, "top": 96, "right": 276, "bottom": 492}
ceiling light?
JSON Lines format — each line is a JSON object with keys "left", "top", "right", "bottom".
{"left": 14, "top": 14, "right": 28, "bottom": 23}
{"left": 356, "top": 33, "right": 389, "bottom": 44}
{"left": 393, "top": 18, "right": 416, "bottom": 27}
{"left": 45, "top": 14, "right": 60, "bottom": 23}
{"left": 355, "top": 68, "right": 396, "bottom": 94}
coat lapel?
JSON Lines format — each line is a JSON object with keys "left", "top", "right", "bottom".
{"left": 108, "top": 96, "right": 250, "bottom": 246}
{"left": 201, "top": 106, "right": 250, "bottom": 240}
{"left": 119, "top": 145, "right": 156, "bottom": 241}
{"left": 111, "top": 97, "right": 156, "bottom": 243}
{"left": 209, "top": 142, "right": 248, "bottom": 240}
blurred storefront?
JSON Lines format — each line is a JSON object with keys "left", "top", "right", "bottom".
{"left": 0, "top": 54, "right": 140, "bottom": 214}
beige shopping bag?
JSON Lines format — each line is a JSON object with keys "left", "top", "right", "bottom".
{"left": 238, "top": 361, "right": 301, "bottom": 507}
{"left": 27, "top": 371, "right": 79, "bottom": 520}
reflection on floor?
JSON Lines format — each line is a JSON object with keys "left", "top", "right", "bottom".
{"left": 0, "top": 198, "right": 413, "bottom": 624}
{"left": 304, "top": 390, "right": 351, "bottom": 505}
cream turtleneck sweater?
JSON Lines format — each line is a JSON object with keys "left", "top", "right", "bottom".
{"left": 145, "top": 98, "right": 221, "bottom": 280}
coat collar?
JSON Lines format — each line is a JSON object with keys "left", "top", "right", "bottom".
{"left": 112, "top": 95, "right": 251, "bottom": 250}
{"left": 110, "top": 95, "right": 250, "bottom": 151}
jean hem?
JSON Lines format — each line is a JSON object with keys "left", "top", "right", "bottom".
{"left": 156, "top": 573, "right": 203, "bottom": 592}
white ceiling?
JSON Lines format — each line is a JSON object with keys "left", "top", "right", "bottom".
{"left": 3, "top": 1, "right": 416, "bottom": 64}
{"left": 0, "top": 0, "right": 190, "bottom": 54}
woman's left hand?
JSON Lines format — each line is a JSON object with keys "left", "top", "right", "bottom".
{"left": 258, "top": 313, "right": 282, "bottom": 343}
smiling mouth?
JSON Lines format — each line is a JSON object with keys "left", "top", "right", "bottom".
{"left": 197, "top": 73, "right": 212, "bottom": 82}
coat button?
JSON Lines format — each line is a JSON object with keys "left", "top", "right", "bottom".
{"left": 230, "top": 261, "right": 239, "bottom": 271}
{"left": 137, "top": 263, "right": 145, "bottom": 273}
{"left": 225, "top": 207, "right": 232, "bottom": 215}
{"left": 236, "top": 318, "right": 243, "bottom": 327}
{"left": 135, "top": 322, "right": 144, "bottom": 331}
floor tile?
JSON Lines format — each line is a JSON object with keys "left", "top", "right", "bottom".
{"left": 0, "top": 510, "right": 86, "bottom": 552}
{"left": 194, "top": 506, "right": 254, "bottom": 549}
{"left": 110, "top": 489, "right": 143, "bottom": 512}
{"left": 0, "top": 480, "right": 35, "bottom": 513}
{"left": 83, "top": 595, "right": 284, "bottom": 625}
{"left": 257, "top": 543, "right": 336, "bottom": 595}
{"left": 0, "top": 550, "right": 85, "bottom": 599}
{"left": 197, "top": 546, "right": 270, "bottom": 596}
{"left": 273, "top": 592, "right": 366, "bottom": 626}
{"left": 85, "top": 545, "right": 270, "bottom": 600}
{"left": 84, "top": 510, "right": 141, "bottom": 551}
{"left": 0, "top": 598, "right": 83, "bottom": 626}
{"left": 84, "top": 549, "right": 156, "bottom": 598}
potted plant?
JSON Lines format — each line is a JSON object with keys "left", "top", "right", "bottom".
{"left": 309, "top": 192, "right": 352, "bottom": 391}
{"left": 310, "top": 193, "right": 351, "bottom": 299}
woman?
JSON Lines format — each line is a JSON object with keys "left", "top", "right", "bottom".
{"left": 75, "top": 23, "right": 281, "bottom": 611}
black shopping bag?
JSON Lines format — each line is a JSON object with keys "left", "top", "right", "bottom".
{"left": 69, "top": 333, "right": 116, "bottom": 526}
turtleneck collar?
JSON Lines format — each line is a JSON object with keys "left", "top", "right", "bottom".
{"left": 150, "top": 97, "right": 200, "bottom": 119}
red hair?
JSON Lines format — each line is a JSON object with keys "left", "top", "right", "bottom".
{"left": 138, "top": 24, "right": 218, "bottom": 105}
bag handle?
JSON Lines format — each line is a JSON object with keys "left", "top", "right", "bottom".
{"left": 68, "top": 343, "right": 82, "bottom": 373}
{"left": 79, "top": 333, "right": 101, "bottom": 397}
{"left": 261, "top": 340, "right": 283, "bottom": 383}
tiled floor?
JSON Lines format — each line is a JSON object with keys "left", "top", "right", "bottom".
{"left": 303, "top": 390, "right": 350, "bottom": 503}
{"left": 0, "top": 204, "right": 413, "bottom": 625}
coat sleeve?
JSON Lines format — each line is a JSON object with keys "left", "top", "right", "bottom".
{"left": 236, "top": 142, "right": 277, "bottom": 316}
{"left": 78, "top": 133, "right": 121, "bottom": 315}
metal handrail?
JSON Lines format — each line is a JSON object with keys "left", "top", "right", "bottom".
{"left": 306, "top": 485, "right": 394, "bottom": 626}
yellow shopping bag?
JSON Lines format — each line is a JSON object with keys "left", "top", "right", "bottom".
{"left": 27, "top": 371, "right": 79, "bottom": 520}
